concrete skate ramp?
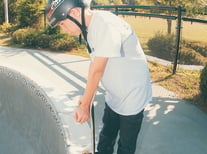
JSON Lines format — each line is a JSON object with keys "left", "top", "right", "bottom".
{"left": 0, "top": 66, "right": 68, "bottom": 154}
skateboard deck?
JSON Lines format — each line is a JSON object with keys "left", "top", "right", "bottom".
{"left": 82, "top": 98, "right": 96, "bottom": 154}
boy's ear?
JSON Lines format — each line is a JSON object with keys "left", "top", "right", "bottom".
{"left": 69, "top": 8, "right": 81, "bottom": 18}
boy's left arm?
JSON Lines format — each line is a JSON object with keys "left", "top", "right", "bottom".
{"left": 73, "top": 56, "right": 108, "bottom": 123}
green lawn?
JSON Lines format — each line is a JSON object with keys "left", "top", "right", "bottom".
{"left": 122, "top": 16, "right": 207, "bottom": 46}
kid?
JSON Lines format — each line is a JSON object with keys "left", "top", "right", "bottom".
{"left": 46, "top": 0, "right": 152, "bottom": 153}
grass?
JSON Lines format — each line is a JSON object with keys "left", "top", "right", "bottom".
{"left": 0, "top": 16, "right": 207, "bottom": 112}
{"left": 149, "top": 61, "right": 207, "bottom": 112}
{"left": 0, "top": 33, "right": 11, "bottom": 46}
{"left": 122, "top": 16, "right": 207, "bottom": 48}
{"left": 149, "top": 62, "right": 199, "bottom": 98}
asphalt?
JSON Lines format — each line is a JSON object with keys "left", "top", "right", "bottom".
{"left": 0, "top": 46, "right": 207, "bottom": 154}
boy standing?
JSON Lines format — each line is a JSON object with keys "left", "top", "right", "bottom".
{"left": 46, "top": 0, "right": 152, "bottom": 153}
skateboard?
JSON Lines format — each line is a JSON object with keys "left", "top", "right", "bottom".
{"left": 82, "top": 99, "right": 96, "bottom": 154}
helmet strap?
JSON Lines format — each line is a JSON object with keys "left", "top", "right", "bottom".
{"left": 66, "top": 7, "right": 92, "bottom": 54}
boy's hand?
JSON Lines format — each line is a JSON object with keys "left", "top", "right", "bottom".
{"left": 73, "top": 104, "right": 90, "bottom": 124}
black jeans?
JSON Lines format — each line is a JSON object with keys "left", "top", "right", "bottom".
{"left": 97, "top": 103, "right": 144, "bottom": 154}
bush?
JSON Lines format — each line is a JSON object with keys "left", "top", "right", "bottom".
{"left": 12, "top": 27, "right": 80, "bottom": 51}
{"left": 44, "top": 26, "right": 60, "bottom": 35}
{"left": 147, "top": 32, "right": 176, "bottom": 61}
{"left": 0, "top": 22, "right": 12, "bottom": 34}
{"left": 179, "top": 48, "right": 206, "bottom": 65}
{"left": 49, "top": 35, "right": 79, "bottom": 51}
{"left": 12, "top": 28, "right": 38, "bottom": 47}
{"left": 148, "top": 33, "right": 207, "bottom": 65}
{"left": 12, "top": 28, "right": 28, "bottom": 44}
{"left": 182, "top": 40, "right": 207, "bottom": 57}
{"left": 36, "top": 34, "right": 50, "bottom": 49}
{"left": 200, "top": 64, "right": 207, "bottom": 103}
{"left": 22, "top": 28, "right": 39, "bottom": 47}
{"left": 17, "top": 0, "right": 43, "bottom": 28}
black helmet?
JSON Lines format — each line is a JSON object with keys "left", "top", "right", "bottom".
{"left": 45, "top": 0, "right": 92, "bottom": 53}
{"left": 46, "top": 0, "right": 91, "bottom": 27}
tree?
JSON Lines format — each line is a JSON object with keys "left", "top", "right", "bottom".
{"left": 17, "top": 0, "right": 45, "bottom": 28}
{"left": 0, "top": 0, "right": 20, "bottom": 24}
{"left": 0, "top": 0, "right": 4, "bottom": 24}
{"left": 8, "top": 0, "right": 19, "bottom": 23}
{"left": 185, "top": 0, "right": 207, "bottom": 16}
{"left": 135, "top": 0, "right": 206, "bottom": 33}
{"left": 0, "top": 0, "right": 46, "bottom": 27}
{"left": 158, "top": 0, "right": 202, "bottom": 34}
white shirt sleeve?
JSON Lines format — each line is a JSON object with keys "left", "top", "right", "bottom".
{"left": 93, "top": 23, "right": 122, "bottom": 58}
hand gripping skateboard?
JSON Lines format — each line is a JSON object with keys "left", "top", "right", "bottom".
{"left": 82, "top": 98, "right": 96, "bottom": 154}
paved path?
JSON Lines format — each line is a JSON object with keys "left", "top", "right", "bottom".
{"left": 0, "top": 46, "right": 207, "bottom": 154}
{"left": 146, "top": 55, "right": 204, "bottom": 70}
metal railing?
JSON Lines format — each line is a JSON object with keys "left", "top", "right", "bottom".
{"left": 91, "top": 5, "right": 207, "bottom": 74}
{"left": 41, "top": 5, "right": 206, "bottom": 73}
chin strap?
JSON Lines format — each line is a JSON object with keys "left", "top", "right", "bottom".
{"left": 66, "top": 7, "right": 92, "bottom": 54}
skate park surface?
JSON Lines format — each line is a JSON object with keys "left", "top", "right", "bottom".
{"left": 0, "top": 46, "right": 207, "bottom": 154}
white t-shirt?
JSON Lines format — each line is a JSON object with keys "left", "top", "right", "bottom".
{"left": 87, "top": 10, "right": 152, "bottom": 115}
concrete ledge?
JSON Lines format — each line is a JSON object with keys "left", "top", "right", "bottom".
{"left": 146, "top": 55, "right": 204, "bottom": 70}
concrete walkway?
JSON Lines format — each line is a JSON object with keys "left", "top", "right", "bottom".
{"left": 0, "top": 46, "right": 207, "bottom": 154}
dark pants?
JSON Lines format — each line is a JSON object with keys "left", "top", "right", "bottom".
{"left": 97, "top": 103, "right": 144, "bottom": 154}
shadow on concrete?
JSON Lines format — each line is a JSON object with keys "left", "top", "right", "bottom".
{"left": 136, "top": 96, "right": 207, "bottom": 154}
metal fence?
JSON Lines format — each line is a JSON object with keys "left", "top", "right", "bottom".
{"left": 91, "top": 5, "right": 207, "bottom": 74}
